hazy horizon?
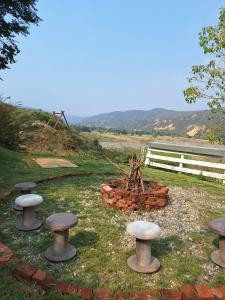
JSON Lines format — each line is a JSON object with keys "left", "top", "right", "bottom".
{"left": 1, "top": 0, "right": 224, "bottom": 116}
{"left": 21, "top": 104, "right": 210, "bottom": 118}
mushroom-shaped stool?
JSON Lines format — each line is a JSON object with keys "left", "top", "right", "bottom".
{"left": 44, "top": 213, "right": 78, "bottom": 262}
{"left": 15, "top": 194, "right": 43, "bottom": 231}
{"left": 209, "top": 218, "right": 225, "bottom": 268}
{"left": 127, "top": 220, "right": 160, "bottom": 273}
{"left": 14, "top": 182, "right": 37, "bottom": 211}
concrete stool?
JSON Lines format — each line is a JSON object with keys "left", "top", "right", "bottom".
{"left": 14, "top": 182, "right": 37, "bottom": 211}
{"left": 44, "top": 213, "right": 78, "bottom": 262}
{"left": 127, "top": 220, "right": 160, "bottom": 273}
{"left": 15, "top": 194, "right": 43, "bottom": 231}
{"left": 209, "top": 218, "right": 225, "bottom": 268}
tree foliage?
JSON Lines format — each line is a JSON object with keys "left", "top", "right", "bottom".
{"left": 0, "top": 0, "right": 41, "bottom": 72}
{"left": 183, "top": 7, "right": 225, "bottom": 143}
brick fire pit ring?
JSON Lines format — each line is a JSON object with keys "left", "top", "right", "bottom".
{"left": 100, "top": 179, "right": 169, "bottom": 212}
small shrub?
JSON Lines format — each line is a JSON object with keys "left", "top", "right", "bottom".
{"left": 0, "top": 99, "right": 21, "bottom": 150}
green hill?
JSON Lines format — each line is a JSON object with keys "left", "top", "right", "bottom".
{"left": 73, "top": 108, "right": 214, "bottom": 138}
{"left": 0, "top": 102, "right": 99, "bottom": 152}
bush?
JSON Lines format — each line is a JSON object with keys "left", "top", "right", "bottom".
{"left": 0, "top": 100, "right": 21, "bottom": 150}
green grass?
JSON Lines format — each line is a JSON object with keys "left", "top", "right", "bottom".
{"left": 1, "top": 146, "right": 225, "bottom": 299}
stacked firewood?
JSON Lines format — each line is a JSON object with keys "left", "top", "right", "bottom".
{"left": 126, "top": 155, "right": 145, "bottom": 192}
{"left": 105, "top": 151, "right": 146, "bottom": 193}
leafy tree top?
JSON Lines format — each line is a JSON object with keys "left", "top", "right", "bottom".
{"left": 0, "top": 0, "right": 41, "bottom": 72}
{"left": 183, "top": 7, "right": 225, "bottom": 143}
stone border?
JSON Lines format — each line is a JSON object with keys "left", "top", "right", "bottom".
{"left": 0, "top": 241, "right": 224, "bottom": 299}
{"left": 0, "top": 171, "right": 118, "bottom": 202}
{"left": 0, "top": 174, "right": 224, "bottom": 299}
{"left": 101, "top": 180, "right": 169, "bottom": 212}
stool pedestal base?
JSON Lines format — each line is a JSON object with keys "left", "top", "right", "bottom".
{"left": 211, "top": 250, "right": 225, "bottom": 268}
{"left": 210, "top": 235, "right": 225, "bottom": 268}
{"left": 16, "top": 206, "right": 41, "bottom": 231}
{"left": 127, "top": 255, "right": 160, "bottom": 273}
{"left": 127, "top": 238, "right": 160, "bottom": 273}
{"left": 16, "top": 219, "right": 41, "bottom": 231}
{"left": 44, "top": 230, "right": 76, "bottom": 262}
{"left": 44, "top": 244, "right": 76, "bottom": 262}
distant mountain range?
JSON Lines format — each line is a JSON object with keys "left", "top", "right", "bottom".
{"left": 67, "top": 108, "right": 214, "bottom": 138}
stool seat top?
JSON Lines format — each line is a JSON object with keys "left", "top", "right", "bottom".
{"left": 209, "top": 218, "right": 225, "bottom": 236}
{"left": 15, "top": 182, "right": 37, "bottom": 191}
{"left": 15, "top": 194, "right": 43, "bottom": 207}
{"left": 127, "top": 221, "right": 160, "bottom": 240}
{"left": 46, "top": 213, "right": 78, "bottom": 231}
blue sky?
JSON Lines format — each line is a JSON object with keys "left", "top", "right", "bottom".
{"left": 1, "top": 0, "right": 224, "bottom": 116}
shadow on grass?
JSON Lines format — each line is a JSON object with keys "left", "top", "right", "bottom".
{"left": 213, "top": 236, "right": 219, "bottom": 248}
{"left": 71, "top": 230, "right": 99, "bottom": 248}
{"left": 151, "top": 235, "right": 185, "bottom": 258}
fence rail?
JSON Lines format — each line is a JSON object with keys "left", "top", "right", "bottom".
{"left": 145, "top": 142, "right": 225, "bottom": 183}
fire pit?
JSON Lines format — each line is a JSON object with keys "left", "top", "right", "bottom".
{"left": 101, "top": 154, "right": 169, "bottom": 212}
{"left": 101, "top": 179, "right": 169, "bottom": 212}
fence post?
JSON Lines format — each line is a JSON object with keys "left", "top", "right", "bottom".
{"left": 144, "top": 148, "right": 151, "bottom": 166}
{"left": 179, "top": 154, "right": 184, "bottom": 174}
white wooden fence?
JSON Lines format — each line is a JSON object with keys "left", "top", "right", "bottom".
{"left": 145, "top": 142, "right": 225, "bottom": 183}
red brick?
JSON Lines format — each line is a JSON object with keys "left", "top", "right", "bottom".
{"left": 55, "top": 281, "right": 79, "bottom": 295}
{"left": 212, "top": 287, "right": 225, "bottom": 299}
{"left": 102, "top": 185, "right": 113, "bottom": 194}
{"left": 78, "top": 287, "right": 93, "bottom": 299}
{"left": 161, "top": 288, "right": 182, "bottom": 300}
{"left": 117, "top": 190, "right": 129, "bottom": 197}
{"left": 218, "top": 285, "right": 225, "bottom": 299}
{"left": 0, "top": 253, "right": 14, "bottom": 267}
{"left": 0, "top": 243, "right": 13, "bottom": 255}
{"left": 13, "top": 262, "right": 38, "bottom": 281}
{"left": 93, "top": 288, "right": 112, "bottom": 300}
{"left": 180, "top": 284, "right": 198, "bottom": 300}
{"left": 195, "top": 285, "right": 214, "bottom": 300}
{"left": 32, "top": 269, "right": 47, "bottom": 285}
{"left": 129, "top": 290, "right": 160, "bottom": 299}
{"left": 42, "top": 273, "right": 56, "bottom": 289}
{"left": 114, "top": 290, "right": 130, "bottom": 299}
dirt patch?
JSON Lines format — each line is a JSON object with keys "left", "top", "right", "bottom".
{"left": 34, "top": 158, "right": 78, "bottom": 168}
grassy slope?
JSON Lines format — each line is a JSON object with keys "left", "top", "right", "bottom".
{"left": 1, "top": 147, "right": 225, "bottom": 299}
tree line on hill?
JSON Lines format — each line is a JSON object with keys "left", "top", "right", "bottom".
{"left": 74, "top": 125, "right": 177, "bottom": 137}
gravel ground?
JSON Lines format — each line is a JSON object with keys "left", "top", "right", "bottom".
{"left": 123, "top": 186, "right": 225, "bottom": 249}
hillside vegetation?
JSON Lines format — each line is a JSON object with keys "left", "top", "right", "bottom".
{"left": 0, "top": 101, "right": 100, "bottom": 152}
{"left": 71, "top": 108, "right": 217, "bottom": 138}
